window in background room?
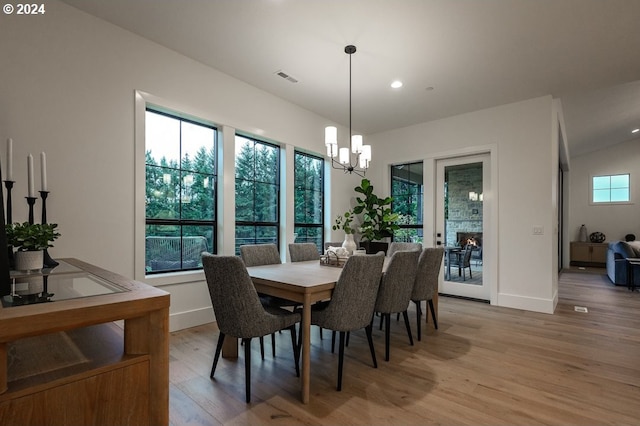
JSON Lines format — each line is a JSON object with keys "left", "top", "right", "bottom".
{"left": 592, "top": 173, "right": 630, "bottom": 203}
{"left": 235, "top": 135, "right": 280, "bottom": 254}
{"left": 145, "top": 108, "right": 217, "bottom": 274}
{"left": 294, "top": 151, "right": 324, "bottom": 252}
{"left": 391, "top": 161, "right": 424, "bottom": 243}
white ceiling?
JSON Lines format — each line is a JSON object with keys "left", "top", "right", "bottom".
{"left": 60, "top": 0, "right": 640, "bottom": 157}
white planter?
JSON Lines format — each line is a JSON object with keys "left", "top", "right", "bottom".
{"left": 342, "top": 234, "right": 357, "bottom": 255}
{"left": 14, "top": 250, "right": 44, "bottom": 271}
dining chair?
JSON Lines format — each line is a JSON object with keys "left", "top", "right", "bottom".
{"left": 451, "top": 246, "right": 473, "bottom": 280}
{"left": 202, "top": 253, "right": 300, "bottom": 403}
{"left": 374, "top": 250, "right": 420, "bottom": 361}
{"left": 411, "top": 247, "right": 444, "bottom": 341}
{"left": 308, "top": 253, "right": 385, "bottom": 391}
{"left": 387, "top": 242, "right": 422, "bottom": 257}
{"left": 288, "top": 243, "right": 320, "bottom": 262}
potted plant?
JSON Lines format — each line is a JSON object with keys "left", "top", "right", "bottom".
{"left": 352, "top": 179, "right": 400, "bottom": 253}
{"left": 332, "top": 210, "right": 357, "bottom": 254}
{"left": 6, "top": 222, "right": 61, "bottom": 271}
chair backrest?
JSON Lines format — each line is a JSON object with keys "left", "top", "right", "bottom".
{"left": 411, "top": 247, "right": 444, "bottom": 301}
{"left": 201, "top": 253, "right": 272, "bottom": 338}
{"left": 375, "top": 250, "right": 420, "bottom": 313}
{"left": 462, "top": 247, "right": 473, "bottom": 266}
{"left": 324, "top": 242, "right": 343, "bottom": 252}
{"left": 239, "top": 243, "right": 281, "bottom": 267}
{"left": 288, "top": 243, "right": 320, "bottom": 262}
{"left": 316, "top": 254, "right": 385, "bottom": 331}
{"left": 387, "top": 242, "right": 422, "bottom": 257}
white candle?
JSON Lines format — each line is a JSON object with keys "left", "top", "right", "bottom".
{"left": 40, "top": 152, "right": 47, "bottom": 191}
{"left": 27, "top": 154, "right": 34, "bottom": 197}
{"left": 6, "top": 138, "right": 12, "bottom": 181}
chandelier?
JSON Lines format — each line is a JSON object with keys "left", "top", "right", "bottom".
{"left": 325, "top": 45, "right": 371, "bottom": 177}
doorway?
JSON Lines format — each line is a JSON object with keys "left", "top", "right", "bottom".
{"left": 436, "top": 154, "right": 491, "bottom": 300}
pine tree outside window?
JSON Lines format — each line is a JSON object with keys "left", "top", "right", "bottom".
{"left": 391, "top": 161, "right": 424, "bottom": 243}
{"left": 294, "top": 151, "right": 324, "bottom": 253}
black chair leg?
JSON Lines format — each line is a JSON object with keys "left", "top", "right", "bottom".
{"left": 211, "top": 332, "right": 226, "bottom": 378}
{"left": 289, "top": 325, "right": 300, "bottom": 377}
{"left": 243, "top": 337, "right": 251, "bottom": 403}
{"left": 428, "top": 299, "right": 438, "bottom": 330}
{"left": 319, "top": 327, "right": 323, "bottom": 340}
{"left": 337, "top": 331, "right": 345, "bottom": 391}
{"left": 414, "top": 300, "right": 422, "bottom": 341}
{"left": 365, "top": 324, "right": 378, "bottom": 369}
{"left": 402, "top": 310, "right": 414, "bottom": 346}
{"left": 384, "top": 313, "right": 391, "bottom": 361}
{"left": 259, "top": 336, "right": 265, "bottom": 360}
{"left": 271, "top": 333, "right": 276, "bottom": 357}
{"left": 346, "top": 331, "right": 350, "bottom": 347}
{"left": 379, "top": 314, "right": 384, "bottom": 330}
{"left": 331, "top": 330, "right": 336, "bottom": 353}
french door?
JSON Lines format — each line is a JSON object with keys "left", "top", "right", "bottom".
{"left": 436, "top": 154, "right": 490, "bottom": 300}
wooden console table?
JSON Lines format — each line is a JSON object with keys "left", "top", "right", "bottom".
{"left": 0, "top": 258, "right": 170, "bottom": 426}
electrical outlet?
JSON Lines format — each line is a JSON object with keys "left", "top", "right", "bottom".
{"left": 533, "top": 226, "right": 544, "bottom": 235}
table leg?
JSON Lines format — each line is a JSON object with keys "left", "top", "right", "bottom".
{"left": 301, "top": 294, "right": 311, "bottom": 404}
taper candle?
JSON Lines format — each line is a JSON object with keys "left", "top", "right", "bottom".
{"left": 27, "top": 154, "right": 34, "bottom": 197}
{"left": 6, "top": 138, "right": 13, "bottom": 181}
{"left": 40, "top": 152, "right": 47, "bottom": 191}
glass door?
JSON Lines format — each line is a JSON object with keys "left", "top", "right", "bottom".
{"left": 436, "top": 154, "right": 490, "bottom": 300}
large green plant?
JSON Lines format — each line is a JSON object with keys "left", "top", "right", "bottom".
{"left": 352, "top": 179, "right": 399, "bottom": 241}
{"left": 6, "top": 222, "right": 61, "bottom": 251}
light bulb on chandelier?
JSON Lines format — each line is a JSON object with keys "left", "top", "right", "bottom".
{"left": 324, "top": 45, "right": 371, "bottom": 177}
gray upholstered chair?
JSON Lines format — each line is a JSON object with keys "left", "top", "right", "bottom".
{"left": 411, "top": 247, "right": 444, "bottom": 341}
{"left": 387, "top": 242, "right": 422, "bottom": 257}
{"left": 309, "top": 253, "right": 385, "bottom": 391}
{"left": 288, "top": 243, "right": 320, "bottom": 262}
{"left": 202, "top": 253, "right": 300, "bottom": 403}
{"left": 374, "top": 250, "right": 420, "bottom": 361}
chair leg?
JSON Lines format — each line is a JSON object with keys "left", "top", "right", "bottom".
{"left": 319, "top": 327, "right": 323, "bottom": 340}
{"left": 289, "top": 325, "right": 300, "bottom": 377}
{"left": 243, "top": 337, "right": 252, "bottom": 403}
{"left": 337, "top": 331, "right": 346, "bottom": 391}
{"left": 428, "top": 299, "right": 438, "bottom": 330}
{"left": 379, "top": 313, "right": 384, "bottom": 330}
{"left": 331, "top": 330, "right": 336, "bottom": 353}
{"left": 414, "top": 300, "right": 422, "bottom": 341}
{"left": 259, "top": 337, "right": 265, "bottom": 360}
{"left": 402, "top": 310, "right": 414, "bottom": 346}
{"left": 365, "top": 324, "right": 378, "bottom": 369}
{"left": 469, "top": 267, "right": 472, "bottom": 279}
{"left": 346, "top": 331, "right": 350, "bottom": 347}
{"left": 210, "top": 332, "right": 226, "bottom": 378}
{"left": 384, "top": 313, "right": 391, "bottom": 361}
{"left": 271, "top": 333, "right": 276, "bottom": 357}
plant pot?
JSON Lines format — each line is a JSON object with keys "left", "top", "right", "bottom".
{"left": 13, "top": 250, "right": 44, "bottom": 271}
{"left": 359, "top": 241, "right": 389, "bottom": 255}
{"left": 342, "top": 234, "right": 357, "bottom": 255}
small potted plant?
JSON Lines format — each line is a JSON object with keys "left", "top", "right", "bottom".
{"left": 332, "top": 210, "right": 357, "bottom": 254}
{"left": 6, "top": 222, "right": 61, "bottom": 271}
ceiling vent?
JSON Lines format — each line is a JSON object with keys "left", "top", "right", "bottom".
{"left": 275, "top": 70, "right": 298, "bottom": 83}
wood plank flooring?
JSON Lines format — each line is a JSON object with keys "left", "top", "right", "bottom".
{"left": 168, "top": 271, "right": 640, "bottom": 425}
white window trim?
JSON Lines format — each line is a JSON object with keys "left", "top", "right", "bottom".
{"left": 589, "top": 173, "right": 632, "bottom": 206}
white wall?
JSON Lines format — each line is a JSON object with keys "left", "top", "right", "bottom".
{"left": 0, "top": 1, "right": 355, "bottom": 330}
{"left": 367, "top": 96, "right": 559, "bottom": 313}
{"left": 568, "top": 137, "right": 640, "bottom": 243}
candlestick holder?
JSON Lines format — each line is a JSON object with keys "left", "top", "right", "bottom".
{"left": 3, "top": 180, "right": 14, "bottom": 224}
{"left": 26, "top": 196, "right": 37, "bottom": 225}
{"left": 39, "top": 191, "right": 59, "bottom": 268}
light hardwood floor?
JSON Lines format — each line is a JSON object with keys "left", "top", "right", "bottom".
{"left": 169, "top": 271, "right": 640, "bottom": 425}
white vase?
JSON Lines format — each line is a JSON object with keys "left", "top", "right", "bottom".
{"left": 14, "top": 250, "right": 44, "bottom": 271}
{"left": 342, "top": 234, "right": 357, "bottom": 255}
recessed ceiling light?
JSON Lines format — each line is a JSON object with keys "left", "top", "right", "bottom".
{"left": 632, "top": 128, "right": 640, "bottom": 133}
{"left": 390, "top": 80, "right": 403, "bottom": 89}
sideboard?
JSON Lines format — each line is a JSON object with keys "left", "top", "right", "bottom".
{"left": 0, "top": 258, "right": 170, "bottom": 426}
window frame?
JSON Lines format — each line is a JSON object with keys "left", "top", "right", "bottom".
{"left": 293, "top": 150, "right": 325, "bottom": 253}
{"left": 144, "top": 107, "right": 218, "bottom": 275}
{"left": 590, "top": 173, "right": 631, "bottom": 205}
{"left": 234, "top": 134, "right": 281, "bottom": 255}
{"left": 390, "top": 161, "right": 424, "bottom": 243}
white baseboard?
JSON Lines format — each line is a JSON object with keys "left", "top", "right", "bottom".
{"left": 497, "top": 292, "right": 557, "bottom": 314}
{"left": 169, "top": 306, "right": 215, "bottom": 332}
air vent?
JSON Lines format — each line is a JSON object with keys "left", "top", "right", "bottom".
{"left": 275, "top": 70, "right": 298, "bottom": 83}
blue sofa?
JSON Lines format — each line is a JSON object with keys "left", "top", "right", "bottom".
{"left": 606, "top": 241, "right": 640, "bottom": 286}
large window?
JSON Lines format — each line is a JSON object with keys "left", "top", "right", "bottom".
{"left": 294, "top": 151, "right": 324, "bottom": 252}
{"left": 391, "top": 161, "right": 424, "bottom": 243}
{"left": 592, "top": 174, "right": 630, "bottom": 203}
{"left": 145, "top": 108, "right": 217, "bottom": 274}
{"left": 235, "top": 135, "right": 280, "bottom": 254}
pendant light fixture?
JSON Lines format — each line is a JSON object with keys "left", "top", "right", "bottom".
{"left": 325, "top": 45, "right": 371, "bottom": 177}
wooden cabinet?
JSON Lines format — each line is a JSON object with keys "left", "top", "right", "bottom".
{"left": 570, "top": 242, "right": 607, "bottom": 267}
{"left": 0, "top": 258, "right": 170, "bottom": 426}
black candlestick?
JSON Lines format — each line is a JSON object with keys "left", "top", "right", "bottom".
{"left": 40, "top": 191, "right": 49, "bottom": 224}
{"left": 3, "top": 180, "right": 14, "bottom": 224}
{"left": 26, "top": 196, "right": 37, "bottom": 225}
